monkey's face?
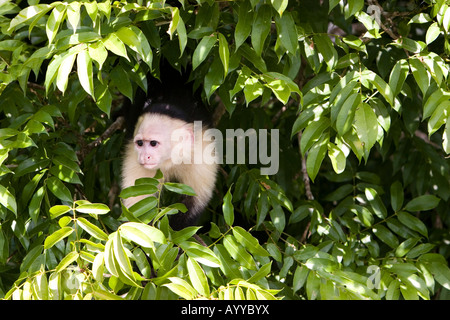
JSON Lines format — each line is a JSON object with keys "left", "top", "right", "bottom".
{"left": 133, "top": 115, "right": 173, "bottom": 170}
{"left": 133, "top": 114, "right": 194, "bottom": 170}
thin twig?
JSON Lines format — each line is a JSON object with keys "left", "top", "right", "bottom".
{"left": 297, "top": 131, "right": 314, "bottom": 243}
{"left": 77, "top": 116, "right": 126, "bottom": 160}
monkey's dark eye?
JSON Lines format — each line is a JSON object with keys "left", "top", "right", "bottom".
{"left": 150, "top": 140, "right": 158, "bottom": 147}
{"left": 136, "top": 140, "right": 144, "bottom": 147}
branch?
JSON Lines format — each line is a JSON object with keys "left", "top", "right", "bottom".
{"left": 297, "top": 131, "right": 314, "bottom": 243}
{"left": 297, "top": 131, "right": 315, "bottom": 202}
{"left": 414, "top": 130, "right": 442, "bottom": 149}
{"left": 77, "top": 116, "right": 126, "bottom": 160}
{"left": 367, "top": 0, "right": 399, "bottom": 40}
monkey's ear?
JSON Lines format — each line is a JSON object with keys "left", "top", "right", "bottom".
{"left": 171, "top": 125, "right": 194, "bottom": 164}
{"left": 171, "top": 125, "right": 194, "bottom": 145}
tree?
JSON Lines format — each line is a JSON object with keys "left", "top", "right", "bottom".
{"left": 0, "top": 0, "right": 449, "bottom": 300}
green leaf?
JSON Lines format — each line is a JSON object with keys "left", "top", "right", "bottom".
{"left": 354, "top": 102, "right": 379, "bottom": 152}
{"left": 0, "top": 184, "right": 17, "bottom": 216}
{"left": 102, "top": 33, "right": 129, "bottom": 61}
{"left": 67, "top": 2, "right": 81, "bottom": 32}
{"left": 395, "top": 238, "right": 420, "bottom": 257}
{"left": 404, "top": 195, "right": 440, "bottom": 212}
{"left": 313, "top": 34, "right": 338, "bottom": 71}
{"left": 426, "top": 22, "right": 441, "bottom": 45}
{"left": 223, "top": 234, "right": 256, "bottom": 270}
{"left": 397, "top": 211, "right": 428, "bottom": 237}
{"left": 266, "top": 243, "right": 282, "bottom": 262}
{"left": 214, "top": 245, "right": 242, "bottom": 279}
{"left": 406, "top": 243, "right": 435, "bottom": 259}
{"left": 20, "top": 245, "right": 43, "bottom": 273}
{"left": 76, "top": 49, "right": 94, "bottom": 98}
{"left": 104, "top": 237, "right": 119, "bottom": 277}
{"left": 423, "top": 89, "right": 450, "bottom": 120}
{"left": 270, "top": 205, "right": 286, "bottom": 233}
{"left": 218, "top": 33, "right": 229, "bottom": 77}
{"left": 84, "top": 2, "right": 98, "bottom": 24}
{"left": 424, "top": 261, "right": 450, "bottom": 290}
{"left": 306, "top": 133, "right": 329, "bottom": 182}
{"left": 46, "top": 177, "right": 73, "bottom": 203}
{"left": 293, "top": 265, "right": 309, "bottom": 293}
{"left": 95, "top": 83, "right": 113, "bottom": 115}
{"left": 409, "top": 57, "right": 430, "bottom": 96}
{"left": 428, "top": 100, "right": 450, "bottom": 136}
{"left": 444, "top": 118, "right": 450, "bottom": 154}
{"left": 48, "top": 272, "right": 62, "bottom": 300}
{"left": 164, "top": 277, "right": 197, "bottom": 300}
{"left": 56, "top": 51, "right": 77, "bottom": 94}
{"left": 251, "top": 4, "right": 272, "bottom": 56}
{"left": 389, "top": 59, "right": 409, "bottom": 98}
{"left": 223, "top": 187, "right": 234, "bottom": 226}
{"left": 372, "top": 224, "right": 399, "bottom": 249}
{"left": 49, "top": 205, "right": 71, "bottom": 219}
{"left": 120, "top": 222, "right": 166, "bottom": 247}
{"left": 336, "top": 93, "right": 361, "bottom": 136}
{"left": 171, "top": 226, "right": 201, "bottom": 244}
{"left": 275, "top": 11, "right": 298, "bottom": 55}
{"left": 164, "top": 182, "right": 196, "bottom": 196}
{"left": 116, "top": 26, "right": 153, "bottom": 68}
{"left": 390, "top": 181, "right": 404, "bottom": 212}
{"left": 300, "top": 117, "right": 330, "bottom": 156}
{"left": 119, "top": 184, "right": 158, "bottom": 199}
{"left": 248, "top": 261, "right": 272, "bottom": 283}
{"left": 88, "top": 42, "right": 108, "bottom": 70}
{"left": 32, "top": 273, "right": 48, "bottom": 300}
{"left": 235, "top": 1, "right": 253, "bottom": 50}
{"left": 44, "top": 227, "right": 74, "bottom": 250}
{"left": 75, "top": 203, "right": 110, "bottom": 215}
{"left": 46, "top": 4, "right": 66, "bottom": 44}
{"left": 55, "top": 251, "right": 79, "bottom": 273}
{"left": 112, "top": 232, "right": 137, "bottom": 283}
{"left": 232, "top": 226, "right": 269, "bottom": 256}
{"left": 9, "top": 4, "right": 52, "bottom": 31}
{"left": 77, "top": 217, "right": 109, "bottom": 241}
{"left": 242, "top": 76, "right": 264, "bottom": 105}
{"left": 327, "top": 142, "right": 346, "bottom": 174}
{"left": 365, "top": 188, "right": 387, "bottom": 219}
{"left": 193, "top": 35, "right": 216, "bottom": 70}
{"left": 346, "top": 0, "right": 364, "bottom": 19}
{"left": 271, "top": 0, "right": 288, "bottom": 16}
{"left": 187, "top": 257, "right": 210, "bottom": 297}
{"left": 168, "top": 7, "right": 187, "bottom": 55}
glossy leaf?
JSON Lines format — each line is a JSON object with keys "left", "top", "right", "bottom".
{"left": 44, "top": 227, "right": 74, "bottom": 250}
{"left": 223, "top": 187, "right": 234, "bottom": 226}
{"left": 397, "top": 211, "right": 428, "bottom": 237}
{"left": 187, "top": 257, "right": 210, "bottom": 297}
{"left": 77, "top": 217, "right": 108, "bottom": 241}
{"left": 193, "top": 35, "right": 216, "bottom": 70}
{"left": 120, "top": 222, "right": 166, "bottom": 246}
{"left": 404, "top": 195, "right": 440, "bottom": 212}
{"left": 251, "top": 5, "right": 272, "bottom": 56}
{"left": 76, "top": 49, "right": 94, "bottom": 97}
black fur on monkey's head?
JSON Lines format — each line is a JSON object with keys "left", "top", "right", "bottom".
{"left": 122, "top": 61, "right": 212, "bottom": 139}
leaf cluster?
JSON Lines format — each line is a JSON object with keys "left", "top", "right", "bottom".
{"left": 0, "top": 0, "right": 449, "bottom": 300}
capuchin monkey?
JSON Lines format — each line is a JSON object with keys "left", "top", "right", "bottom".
{"left": 120, "top": 64, "right": 218, "bottom": 230}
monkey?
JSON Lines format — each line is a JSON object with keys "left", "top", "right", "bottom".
{"left": 120, "top": 66, "right": 218, "bottom": 230}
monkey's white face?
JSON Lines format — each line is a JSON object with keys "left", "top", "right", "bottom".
{"left": 133, "top": 114, "right": 193, "bottom": 170}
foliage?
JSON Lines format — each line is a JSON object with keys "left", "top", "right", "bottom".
{"left": 0, "top": 0, "right": 450, "bottom": 300}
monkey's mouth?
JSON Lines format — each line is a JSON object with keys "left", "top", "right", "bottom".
{"left": 141, "top": 162, "right": 158, "bottom": 169}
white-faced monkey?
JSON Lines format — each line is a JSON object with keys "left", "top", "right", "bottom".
{"left": 120, "top": 66, "right": 218, "bottom": 230}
